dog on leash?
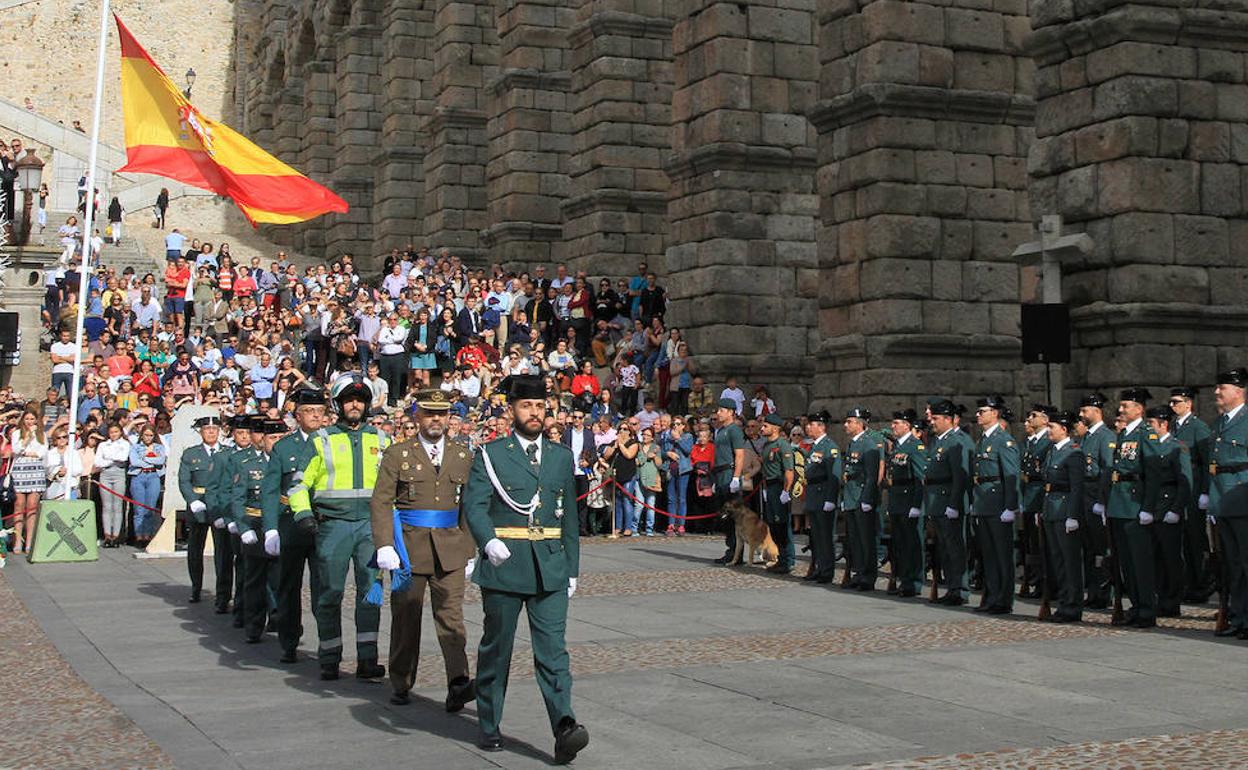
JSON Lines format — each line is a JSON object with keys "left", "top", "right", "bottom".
{"left": 723, "top": 497, "right": 779, "bottom": 567}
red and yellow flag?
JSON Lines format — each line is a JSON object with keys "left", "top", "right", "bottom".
{"left": 115, "top": 15, "right": 347, "bottom": 225}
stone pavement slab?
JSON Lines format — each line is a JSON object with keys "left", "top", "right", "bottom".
{"left": 5, "top": 536, "right": 1248, "bottom": 769}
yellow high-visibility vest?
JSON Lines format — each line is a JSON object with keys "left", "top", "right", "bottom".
{"left": 289, "top": 425, "right": 390, "bottom": 521}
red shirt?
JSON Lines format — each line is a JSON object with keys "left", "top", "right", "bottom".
{"left": 571, "top": 374, "right": 600, "bottom": 397}
{"left": 164, "top": 265, "right": 190, "bottom": 299}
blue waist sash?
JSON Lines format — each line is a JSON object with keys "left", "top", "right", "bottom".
{"left": 392, "top": 508, "right": 459, "bottom": 580}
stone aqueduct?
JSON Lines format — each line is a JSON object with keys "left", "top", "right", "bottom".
{"left": 228, "top": 0, "right": 1248, "bottom": 414}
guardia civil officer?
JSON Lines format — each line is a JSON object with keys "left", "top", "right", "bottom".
{"left": 801, "top": 411, "right": 841, "bottom": 583}
{"left": 1018, "top": 405, "right": 1052, "bottom": 599}
{"left": 1078, "top": 392, "right": 1115, "bottom": 609}
{"left": 1169, "top": 387, "right": 1214, "bottom": 602}
{"left": 371, "top": 389, "right": 476, "bottom": 710}
{"left": 758, "top": 413, "right": 795, "bottom": 574}
{"left": 841, "top": 408, "right": 881, "bottom": 590}
{"left": 463, "top": 374, "right": 587, "bottom": 763}
{"left": 180, "top": 415, "right": 227, "bottom": 604}
{"left": 231, "top": 417, "right": 284, "bottom": 642}
{"left": 260, "top": 387, "right": 328, "bottom": 663}
{"left": 1040, "top": 410, "right": 1084, "bottom": 622}
{"left": 1142, "top": 404, "right": 1192, "bottom": 618}
{"left": 971, "top": 396, "right": 1020, "bottom": 614}
{"left": 216, "top": 415, "right": 257, "bottom": 625}
{"left": 925, "top": 400, "right": 969, "bottom": 605}
{"left": 712, "top": 398, "right": 747, "bottom": 564}
{"left": 289, "top": 373, "right": 390, "bottom": 681}
{"left": 885, "top": 409, "right": 927, "bottom": 597}
{"left": 1208, "top": 368, "right": 1248, "bottom": 639}
{"left": 1106, "top": 388, "right": 1160, "bottom": 628}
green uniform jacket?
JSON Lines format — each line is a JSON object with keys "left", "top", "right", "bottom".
{"left": 1209, "top": 407, "right": 1248, "bottom": 518}
{"left": 972, "top": 427, "right": 1020, "bottom": 516}
{"left": 713, "top": 423, "right": 746, "bottom": 489}
{"left": 1106, "top": 421, "right": 1159, "bottom": 520}
{"left": 211, "top": 447, "right": 249, "bottom": 525}
{"left": 178, "top": 443, "right": 223, "bottom": 524}
{"left": 1079, "top": 424, "right": 1116, "bottom": 507}
{"left": 841, "top": 432, "right": 881, "bottom": 510}
{"left": 1172, "top": 413, "right": 1212, "bottom": 499}
{"left": 229, "top": 448, "right": 270, "bottom": 525}
{"left": 801, "top": 436, "right": 841, "bottom": 513}
{"left": 1141, "top": 436, "right": 1192, "bottom": 517}
{"left": 463, "top": 436, "right": 580, "bottom": 595}
{"left": 1020, "top": 433, "right": 1051, "bottom": 514}
{"left": 886, "top": 435, "right": 927, "bottom": 515}
{"left": 261, "top": 430, "right": 322, "bottom": 532}
{"left": 1042, "top": 440, "right": 1084, "bottom": 522}
{"left": 923, "top": 429, "right": 969, "bottom": 515}
{"left": 761, "top": 437, "right": 794, "bottom": 481}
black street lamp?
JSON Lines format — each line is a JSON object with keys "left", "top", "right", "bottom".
{"left": 183, "top": 67, "right": 196, "bottom": 99}
{"left": 13, "top": 148, "right": 44, "bottom": 247}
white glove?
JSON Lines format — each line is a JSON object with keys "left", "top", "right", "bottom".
{"left": 1163, "top": 511, "right": 1180, "bottom": 525}
{"left": 1092, "top": 503, "right": 1105, "bottom": 516}
{"left": 484, "top": 538, "right": 512, "bottom": 567}
{"left": 1065, "top": 517, "right": 1079, "bottom": 533}
{"left": 1000, "top": 509, "right": 1016, "bottom": 523}
{"left": 190, "top": 500, "right": 206, "bottom": 514}
{"left": 227, "top": 521, "right": 239, "bottom": 534}
{"left": 908, "top": 507, "right": 921, "bottom": 519}
{"left": 240, "top": 529, "right": 258, "bottom": 545}
{"left": 212, "top": 517, "right": 226, "bottom": 529}
{"left": 375, "top": 545, "right": 400, "bottom": 570}
{"left": 567, "top": 577, "right": 577, "bottom": 599}
{"left": 822, "top": 501, "right": 835, "bottom": 512}
{"left": 944, "top": 506, "right": 959, "bottom": 520}
{"left": 1208, "top": 514, "right": 1217, "bottom": 524}
{"left": 465, "top": 558, "right": 475, "bottom": 579}
{"left": 729, "top": 476, "right": 741, "bottom": 494}
{"left": 1199, "top": 493, "right": 1210, "bottom": 511}
{"left": 861, "top": 502, "right": 872, "bottom": 512}
{"left": 264, "top": 529, "right": 280, "bottom": 556}
{"left": 1139, "top": 511, "right": 1154, "bottom": 526}
{"left": 779, "top": 490, "right": 791, "bottom": 504}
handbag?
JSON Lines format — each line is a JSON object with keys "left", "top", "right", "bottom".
{"left": 435, "top": 336, "right": 451, "bottom": 356}
{"left": 336, "top": 335, "right": 357, "bottom": 358}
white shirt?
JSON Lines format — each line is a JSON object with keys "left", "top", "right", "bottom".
{"left": 1087, "top": 421, "right": 1105, "bottom": 435}
{"left": 982, "top": 424, "right": 999, "bottom": 440}
{"left": 720, "top": 387, "right": 745, "bottom": 414}
{"left": 850, "top": 430, "right": 866, "bottom": 443}
{"left": 460, "top": 375, "right": 481, "bottom": 399}
{"left": 419, "top": 435, "right": 446, "bottom": 466}
{"left": 1124, "top": 417, "right": 1143, "bottom": 435}
{"left": 50, "top": 340, "right": 77, "bottom": 374}
{"left": 1225, "top": 403, "right": 1244, "bottom": 423}
{"left": 377, "top": 324, "right": 407, "bottom": 356}
{"left": 516, "top": 434, "right": 542, "bottom": 466}
{"left": 896, "top": 433, "right": 910, "bottom": 447}
{"left": 569, "top": 428, "right": 586, "bottom": 475}
{"left": 95, "top": 437, "right": 132, "bottom": 469}
{"left": 937, "top": 428, "right": 955, "bottom": 441}
{"left": 1054, "top": 437, "right": 1071, "bottom": 451}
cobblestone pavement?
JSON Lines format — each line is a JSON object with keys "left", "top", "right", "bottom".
{"left": 0, "top": 570, "right": 175, "bottom": 770}
{"left": 849, "top": 728, "right": 1248, "bottom": 769}
{"left": 409, "top": 616, "right": 1124, "bottom": 688}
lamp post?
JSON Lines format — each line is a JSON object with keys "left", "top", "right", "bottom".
{"left": 13, "top": 148, "right": 44, "bottom": 247}
{"left": 183, "top": 67, "right": 196, "bottom": 99}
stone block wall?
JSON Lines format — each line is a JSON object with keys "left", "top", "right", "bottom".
{"left": 809, "top": 0, "right": 1035, "bottom": 417}
{"left": 1028, "top": 0, "right": 1248, "bottom": 401}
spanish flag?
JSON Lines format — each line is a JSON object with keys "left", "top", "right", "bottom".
{"left": 115, "top": 15, "right": 347, "bottom": 225}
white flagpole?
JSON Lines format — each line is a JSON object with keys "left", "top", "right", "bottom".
{"left": 66, "top": 0, "right": 112, "bottom": 498}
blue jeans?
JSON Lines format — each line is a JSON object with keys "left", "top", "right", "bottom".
{"left": 357, "top": 343, "right": 373, "bottom": 372}
{"left": 666, "top": 473, "right": 689, "bottom": 529}
{"left": 130, "top": 472, "right": 162, "bottom": 537}
{"left": 614, "top": 478, "right": 637, "bottom": 533}
{"left": 51, "top": 371, "right": 74, "bottom": 398}
{"left": 638, "top": 486, "right": 657, "bottom": 533}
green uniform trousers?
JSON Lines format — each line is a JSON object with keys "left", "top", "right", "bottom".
{"left": 807, "top": 507, "right": 837, "bottom": 579}
{"left": 888, "top": 511, "right": 924, "bottom": 593}
{"left": 230, "top": 532, "right": 246, "bottom": 623}
{"left": 313, "top": 518, "right": 380, "bottom": 666}
{"left": 976, "top": 516, "right": 1014, "bottom": 611}
{"left": 476, "top": 587, "right": 574, "bottom": 737}
{"left": 845, "top": 506, "right": 878, "bottom": 584}
{"left": 762, "top": 481, "right": 794, "bottom": 569}
{"left": 241, "top": 540, "right": 278, "bottom": 638}
{"left": 1215, "top": 517, "right": 1248, "bottom": 630}
{"left": 1041, "top": 519, "right": 1083, "bottom": 619}
{"left": 934, "top": 515, "right": 968, "bottom": 596}
{"left": 1082, "top": 498, "right": 1111, "bottom": 604}
{"left": 277, "top": 515, "right": 320, "bottom": 655}
{"left": 1153, "top": 519, "right": 1184, "bottom": 615}
{"left": 1111, "top": 518, "right": 1157, "bottom": 621}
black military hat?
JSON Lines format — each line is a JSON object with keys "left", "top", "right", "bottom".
{"left": 193, "top": 415, "right": 222, "bottom": 429}
{"left": 262, "top": 418, "right": 288, "bottom": 435}
{"left": 1029, "top": 403, "right": 1053, "bottom": 416}
{"left": 247, "top": 415, "right": 269, "bottom": 432}
{"left": 913, "top": 418, "right": 930, "bottom": 432}
{"left": 845, "top": 407, "right": 870, "bottom": 421}
{"left": 498, "top": 374, "right": 546, "bottom": 401}
{"left": 952, "top": 403, "right": 968, "bottom": 417}
{"left": 806, "top": 410, "right": 830, "bottom": 424}
{"left": 892, "top": 408, "right": 918, "bottom": 424}
{"left": 1146, "top": 405, "right": 1174, "bottom": 422}
{"left": 763, "top": 413, "right": 784, "bottom": 427}
{"left": 1000, "top": 406, "right": 1014, "bottom": 422}
{"left": 1216, "top": 368, "right": 1248, "bottom": 388}
{"left": 1119, "top": 387, "right": 1152, "bottom": 405}
{"left": 412, "top": 389, "right": 452, "bottom": 413}
{"left": 929, "top": 399, "right": 957, "bottom": 417}
{"left": 976, "top": 395, "right": 1008, "bottom": 411}
{"left": 1170, "top": 386, "right": 1196, "bottom": 400}
{"left": 228, "top": 414, "right": 251, "bottom": 430}
{"left": 1048, "top": 410, "right": 1078, "bottom": 430}
{"left": 1079, "top": 391, "right": 1109, "bottom": 408}
{"left": 291, "top": 387, "right": 328, "bottom": 406}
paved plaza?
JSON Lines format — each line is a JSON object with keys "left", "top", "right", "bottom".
{"left": 6, "top": 536, "right": 1248, "bottom": 770}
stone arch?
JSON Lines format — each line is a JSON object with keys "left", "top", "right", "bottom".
{"left": 292, "top": 17, "right": 317, "bottom": 68}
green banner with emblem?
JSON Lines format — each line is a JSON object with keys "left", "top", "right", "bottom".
{"left": 28, "top": 500, "right": 99, "bottom": 563}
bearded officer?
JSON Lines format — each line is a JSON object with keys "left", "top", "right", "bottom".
{"left": 758, "top": 413, "right": 795, "bottom": 574}
{"left": 231, "top": 417, "right": 285, "bottom": 642}
{"left": 289, "top": 373, "right": 390, "bottom": 681}
{"left": 886, "top": 409, "right": 927, "bottom": 597}
{"left": 841, "top": 408, "right": 881, "bottom": 590}
{"left": 463, "top": 374, "right": 588, "bottom": 764}
{"left": 1040, "top": 410, "right": 1085, "bottom": 622}
{"left": 261, "top": 388, "right": 328, "bottom": 663}
{"left": 801, "top": 411, "right": 841, "bottom": 583}
{"left": 1208, "top": 368, "right": 1248, "bottom": 639}
{"left": 971, "top": 396, "right": 1020, "bottom": 614}
{"left": 180, "top": 415, "right": 226, "bottom": 604}
{"left": 371, "top": 389, "right": 476, "bottom": 710}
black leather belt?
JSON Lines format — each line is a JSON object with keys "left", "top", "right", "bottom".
{"left": 974, "top": 475, "right": 1001, "bottom": 484}
{"left": 1045, "top": 483, "right": 1070, "bottom": 493}
{"left": 1214, "top": 463, "right": 1248, "bottom": 474}
{"left": 1112, "top": 472, "right": 1139, "bottom": 482}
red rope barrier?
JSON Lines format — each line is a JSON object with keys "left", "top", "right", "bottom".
{"left": 575, "top": 478, "right": 611, "bottom": 502}
{"left": 609, "top": 479, "right": 723, "bottom": 521}
{"left": 91, "top": 479, "right": 162, "bottom": 512}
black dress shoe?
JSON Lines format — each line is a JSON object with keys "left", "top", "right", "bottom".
{"left": 1084, "top": 597, "right": 1109, "bottom": 610}
{"left": 1017, "top": 586, "right": 1038, "bottom": 599}
{"left": 886, "top": 586, "right": 899, "bottom": 595}
{"left": 802, "top": 572, "right": 819, "bottom": 582}
{"left": 855, "top": 582, "right": 874, "bottom": 592}
{"left": 1237, "top": 628, "right": 1248, "bottom": 641}
{"left": 987, "top": 605, "right": 1012, "bottom": 615}
{"left": 189, "top": 590, "right": 202, "bottom": 604}
{"left": 973, "top": 604, "right": 992, "bottom": 614}
{"left": 1132, "top": 617, "right": 1157, "bottom": 629}
{"left": 938, "top": 593, "right": 966, "bottom": 606}
{"left": 713, "top": 555, "right": 731, "bottom": 565}
{"left": 280, "top": 650, "right": 297, "bottom": 664}
{"left": 214, "top": 604, "right": 230, "bottom": 615}
{"left": 765, "top": 564, "right": 792, "bottom": 574}
{"left": 390, "top": 690, "right": 411, "bottom": 705}
{"left": 815, "top": 574, "right": 835, "bottom": 584}
{"left": 1215, "top": 626, "right": 1241, "bottom": 637}
{"left": 320, "top": 664, "right": 340, "bottom": 681}
{"left": 898, "top": 587, "right": 917, "bottom": 598}
{"left": 478, "top": 732, "right": 504, "bottom": 752}
{"left": 1051, "top": 612, "right": 1081, "bottom": 624}
{"left": 1112, "top": 611, "right": 1138, "bottom": 627}
{"left": 356, "top": 660, "right": 386, "bottom": 680}
{"left": 1157, "top": 607, "right": 1181, "bottom": 618}
{"left": 265, "top": 616, "right": 278, "bottom": 633}
{"left": 245, "top": 634, "right": 262, "bottom": 644}
{"left": 553, "top": 718, "right": 589, "bottom": 765}
{"left": 446, "top": 676, "right": 475, "bottom": 713}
